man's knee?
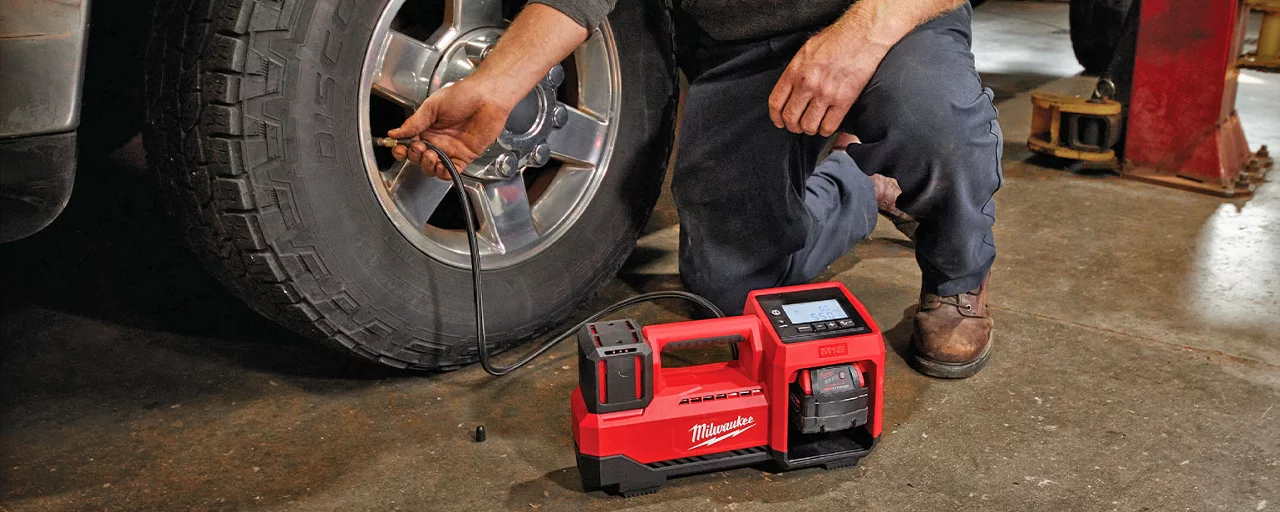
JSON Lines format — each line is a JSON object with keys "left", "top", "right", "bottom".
{"left": 851, "top": 73, "right": 1001, "bottom": 210}
{"left": 680, "top": 259, "right": 756, "bottom": 315}
{"left": 845, "top": 4, "right": 996, "bottom": 187}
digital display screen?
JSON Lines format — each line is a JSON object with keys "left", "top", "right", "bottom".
{"left": 781, "top": 299, "right": 848, "bottom": 323}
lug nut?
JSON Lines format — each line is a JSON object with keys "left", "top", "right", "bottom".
{"left": 465, "top": 42, "right": 492, "bottom": 66}
{"left": 532, "top": 143, "right": 551, "bottom": 166}
{"left": 552, "top": 104, "right": 569, "bottom": 129}
{"left": 495, "top": 152, "right": 518, "bottom": 176}
{"left": 547, "top": 65, "right": 565, "bottom": 88}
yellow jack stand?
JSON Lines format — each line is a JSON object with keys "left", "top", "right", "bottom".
{"left": 1240, "top": 0, "right": 1280, "bottom": 71}
{"left": 1028, "top": 92, "right": 1124, "bottom": 168}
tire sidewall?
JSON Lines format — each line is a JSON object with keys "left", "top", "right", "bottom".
{"left": 1068, "top": 0, "right": 1133, "bottom": 73}
{"left": 259, "top": 0, "right": 672, "bottom": 362}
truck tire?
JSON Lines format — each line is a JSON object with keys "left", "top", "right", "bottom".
{"left": 143, "top": 0, "right": 678, "bottom": 370}
{"left": 1069, "top": 0, "right": 1134, "bottom": 74}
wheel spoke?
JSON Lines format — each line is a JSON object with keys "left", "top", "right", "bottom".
{"left": 445, "top": 0, "right": 504, "bottom": 33}
{"left": 547, "top": 105, "right": 609, "bottom": 167}
{"left": 388, "top": 160, "right": 454, "bottom": 226}
{"left": 373, "top": 30, "right": 440, "bottom": 108}
{"left": 385, "top": 159, "right": 414, "bottom": 191}
{"left": 464, "top": 176, "right": 539, "bottom": 254}
{"left": 573, "top": 30, "right": 617, "bottom": 116}
{"left": 531, "top": 165, "right": 592, "bottom": 229}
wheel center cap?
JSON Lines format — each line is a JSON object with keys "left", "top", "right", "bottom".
{"left": 429, "top": 28, "right": 502, "bottom": 94}
{"left": 505, "top": 91, "right": 541, "bottom": 135}
{"left": 430, "top": 28, "right": 564, "bottom": 181}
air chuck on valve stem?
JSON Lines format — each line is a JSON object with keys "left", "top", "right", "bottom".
{"left": 374, "top": 137, "right": 413, "bottom": 148}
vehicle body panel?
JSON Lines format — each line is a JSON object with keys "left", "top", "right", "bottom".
{"left": 0, "top": 0, "right": 90, "bottom": 138}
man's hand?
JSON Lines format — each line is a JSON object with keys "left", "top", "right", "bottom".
{"left": 387, "top": 3, "right": 588, "bottom": 180}
{"left": 768, "top": 25, "right": 890, "bottom": 137}
{"left": 768, "top": 0, "right": 964, "bottom": 137}
{"left": 388, "top": 80, "right": 512, "bottom": 180}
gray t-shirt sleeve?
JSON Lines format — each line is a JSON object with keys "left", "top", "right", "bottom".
{"left": 529, "top": 0, "right": 617, "bottom": 30}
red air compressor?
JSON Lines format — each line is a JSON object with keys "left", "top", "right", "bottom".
{"left": 571, "top": 282, "right": 885, "bottom": 496}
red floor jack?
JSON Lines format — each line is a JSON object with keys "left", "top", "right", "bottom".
{"left": 571, "top": 282, "right": 885, "bottom": 496}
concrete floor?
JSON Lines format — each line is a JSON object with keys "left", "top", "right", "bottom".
{"left": 2, "top": 2, "right": 1278, "bottom": 510}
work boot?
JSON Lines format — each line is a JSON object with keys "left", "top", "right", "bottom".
{"left": 908, "top": 274, "right": 993, "bottom": 379}
{"left": 834, "top": 133, "right": 918, "bottom": 241}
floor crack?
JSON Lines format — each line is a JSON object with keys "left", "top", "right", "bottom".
{"left": 988, "top": 303, "right": 1279, "bottom": 370}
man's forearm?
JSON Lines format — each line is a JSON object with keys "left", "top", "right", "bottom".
{"left": 830, "top": 0, "right": 966, "bottom": 55}
{"left": 467, "top": 4, "right": 589, "bottom": 107}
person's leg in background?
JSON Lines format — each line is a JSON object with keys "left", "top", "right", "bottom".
{"left": 670, "top": 3, "right": 1003, "bottom": 380}
{"left": 671, "top": 28, "right": 879, "bottom": 315}
{"left": 842, "top": 3, "right": 1004, "bottom": 378}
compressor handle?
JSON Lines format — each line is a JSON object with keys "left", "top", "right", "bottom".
{"left": 662, "top": 334, "right": 743, "bottom": 353}
{"left": 643, "top": 316, "right": 764, "bottom": 393}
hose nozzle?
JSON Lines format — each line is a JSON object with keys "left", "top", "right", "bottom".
{"left": 374, "top": 137, "right": 413, "bottom": 148}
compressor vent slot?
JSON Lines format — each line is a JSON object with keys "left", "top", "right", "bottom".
{"left": 678, "top": 388, "right": 762, "bottom": 405}
{"left": 646, "top": 447, "right": 768, "bottom": 469}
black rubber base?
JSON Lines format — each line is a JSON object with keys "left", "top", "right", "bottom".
{"left": 578, "top": 446, "right": 772, "bottom": 496}
{"left": 577, "top": 428, "right": 877, "bottom": 496}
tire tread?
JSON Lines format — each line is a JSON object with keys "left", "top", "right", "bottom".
{"left": 144, "top": 0, "right": 676, "bottom": 370}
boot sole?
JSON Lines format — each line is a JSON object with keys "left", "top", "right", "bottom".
{"left": 907, "top": 332, "right": 993, "bottom": 379}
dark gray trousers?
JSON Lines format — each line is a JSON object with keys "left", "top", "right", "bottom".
{"left": 672, "top": 3, "right": 1003, "bottom": 314}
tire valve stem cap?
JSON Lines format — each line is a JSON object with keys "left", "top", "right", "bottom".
{"left": 475, "top": 425, "right": 487, "bottom": 443}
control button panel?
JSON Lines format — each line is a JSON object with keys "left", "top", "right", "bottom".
{"left": 754, "top": 287, "right": 870, "bottom": 343}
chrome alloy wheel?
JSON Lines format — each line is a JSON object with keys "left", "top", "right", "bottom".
{"left": 359, "top": 0, "right": 621, "bottom": 269}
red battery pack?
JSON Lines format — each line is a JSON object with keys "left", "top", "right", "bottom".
{"left": 571, "top": 282, "right": 885, "bottom": 496}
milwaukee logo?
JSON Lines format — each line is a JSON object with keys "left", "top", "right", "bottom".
{"left": 688, "top": 415, "right": 755, "bottom": 450}
{"left": 819, "top": 343, "right": 847, "bottom": 357}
